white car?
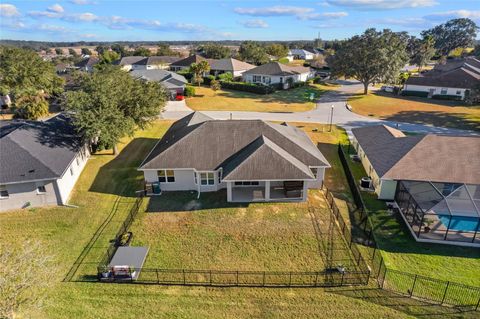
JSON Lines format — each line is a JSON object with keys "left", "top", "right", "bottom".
{"left": 381, "top": 85, "right": 395, "bottom": 93}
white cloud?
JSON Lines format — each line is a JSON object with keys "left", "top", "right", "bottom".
{"left": 326, "top": 0, "right": 437, "bottom": 10}
{"left": 80, "top": 33, "right": 98, "bottom": 38}
{"left": 234, "top": 6, "right": 314, "bottom": 17}
{"left": 0, "top": 3, "right": 20, "bottom": 17}
{"left": 66, "top": 12, "right": 98, "bottom": 22}
{"left": 39, "top": 24, "right": 70, "bottom": 33}
{"left": 48, "top": 4, "right": 64, "bottom": 13}
{"left": 69, "top": 0, "right": 97, "bottom": 4}
{"left": 302, "top": 11, "right": 348, "bottom": 20}
{"left": 241, "top": 19, "right": 269, "bottom": 28}
{"left": 424, "top": 10, "right": 480, "bottom": 21}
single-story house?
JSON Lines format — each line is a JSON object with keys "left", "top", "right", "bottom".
{"left": 209, "top": 58, "right": 255, "bottom": 77}
{"left": 74, "top": 57, "right": 99, "bottom": 72}
{"left": 242, "top": 62, "right": 313, "bottom": 87}
{"left": 117, "top": 56, "right": 145, "bottom": 71}
{"left": 288, "top": 49, "right": 315, "bottom": 61}
{"left": 130, "top": 69, "right": 188, "bottom": 99}
{"left": 403, "top": 57, "right": 480, "bottom": 100}
{"left": 139, "top": 112, "right": 330, "bottom": 202}
{"left": 118, "top": 56, "right": 181, "bottom": 71}
{"left": 169, "top": 54, "right": 207, "bottom": 72}
{"left": 351, "top": 125, "right": 480, "bottom": 246}
{"left": 0, "top": 114, "right": 90, "bottom": 212}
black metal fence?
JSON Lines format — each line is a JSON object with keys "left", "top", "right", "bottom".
{"left": 104, "top": 268, "right": 369, "bottom": 287}
{"left": 98, "top": 195, "right": 144, "bottom": 271}
{"left": 335, "top": 143, "right": 480, "bottom": 310}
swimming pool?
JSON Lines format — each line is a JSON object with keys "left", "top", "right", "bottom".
{"left": 438, "top": 216, "right": 479, "bottom": 232}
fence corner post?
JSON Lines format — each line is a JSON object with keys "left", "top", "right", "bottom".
{"left": 441, "top": 281, "right": 450, "bottom": 305}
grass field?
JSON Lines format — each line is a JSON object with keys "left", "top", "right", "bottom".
{"left": 186, "top": 84, "right": 332, "bottom": 112}
{"left": 0, "top": 120, "right": 478, "bottom": 318}
{"left": 349, "top": 92, "right": 480, "bottom": 131}
{"left": 131, "top": 191, "right": 327, "bottom": 271}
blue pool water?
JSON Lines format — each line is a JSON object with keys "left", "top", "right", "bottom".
{"left": 438, "top": 216, "right": 479, "bottom": 232}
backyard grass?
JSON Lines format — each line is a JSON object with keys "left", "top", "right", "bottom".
{"left": 0, "top": 120, "right": 478, "bottom": 318}
{"left": 349, "top": 91, "right": 480, "bottom": 131}
{"left": 186, "top": 84, "right": 332, "bottom": 112}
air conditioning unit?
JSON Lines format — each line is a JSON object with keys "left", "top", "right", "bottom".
{"left": 360, "top": 177, "right": 372, "bottom": 189}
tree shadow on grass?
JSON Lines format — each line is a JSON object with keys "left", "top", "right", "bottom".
{"left": 329, "top": 286, "right": 480, "bottom": 319}
{"left": 89, "top": 137, "right": 159, "bottom": 197}
{"left": 380, "top": 110, "right": 479, "bottom": 132}
{"left": 146, "top": 190, "right": 249, "bottom": 213}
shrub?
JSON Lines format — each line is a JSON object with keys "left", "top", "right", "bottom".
{"left": 218, "top": 72, "right": 233, "bottom": 82}
{"left": 220, "top": 81, "right": 276, "bottom": 94}
{"left": 13, "top": 94, "right": 49, "bottom": 120}
{"left": 184, "top": 86, "right": 196, "bottom": 97}
{"left": 177, "top": 70, "right": 193, "bottom": 81}
{"left": 278, "top": 57, "right": 289, "bottom": 64}
{"left": 432, "top": 94, "right": 463, "bottom": 101}
{"left": 401, "top": 90, "right": 429, "bottom": 98}
{"left": 210, "top": 79, "right": 221, "bottom": 92}
{"left": 203, "top": 75, "right": 215, "bottom": 85}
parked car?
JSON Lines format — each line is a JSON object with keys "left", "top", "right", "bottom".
{"left": 381, "top": 85, "right": 395, "bottom": 93}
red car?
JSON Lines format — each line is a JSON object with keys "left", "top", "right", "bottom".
{"left": 175, "top": 94, "right": 184, "bottom": 101}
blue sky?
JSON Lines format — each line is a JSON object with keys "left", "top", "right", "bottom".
{"left": 1, "top": 0, "right": 479, "bottom": 41}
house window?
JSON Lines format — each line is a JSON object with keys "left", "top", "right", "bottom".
{"left": 158, "top": 170, "right": 175, "bottom": 183}
{"left": 0, "top": 185, "right": 8, "bottom": 199}
{"left": 456, "top": 90, "right": 461, "bottom": 95}
{"left": 37, "top": 185, "right": 47, "bottom": 194}
{"left": 76, "top": 158, "right": 80, "bottom": 166}
{"left": 200, "top": 172, "right": 214, "bottom": 185}
{"left": 194, "top": 172, "right": 198, "bottom": 184}
{"left": 253, "top": 75, "right": 261, "bottom": 83}
{"left": 218, "top": 170, "right": 222, "bottom": 183}
{"left": 234, "top": 181, "right": 260, "bottom": 186}
{"left": 280, "top": 77, "right": 284, "bottom": 83}
{"left": 70, "top": 167, "right": 74, "bottom": 176}
{"left": 311, "top": 168, "right": 318, "bottom": 178}
{"left": 440, "top": 88, "right": 448, "bottom": 95}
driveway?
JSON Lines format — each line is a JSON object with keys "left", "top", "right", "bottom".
{"left": 161, "top": 81, "right": 478, "bottom": 137}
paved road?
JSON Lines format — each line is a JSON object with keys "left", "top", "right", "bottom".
{"left": 162, "top": 80, "right": 478, "bottom": 136}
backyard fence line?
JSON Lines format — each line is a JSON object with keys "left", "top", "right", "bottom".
{"left": 100, "top": 268, "right": 370, "bottom": 287}
{"left": 334, "top": 143, "right": 480, "bottom": 310}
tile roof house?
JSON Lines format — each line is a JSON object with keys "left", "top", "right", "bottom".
{"left": 130, "top": 69, "right": 188, "bottom": 98}
{"left": 403, "top": 57, "right": 480, "bottom": 100}
{"left": 208, "top": 58, "right": 256, "bottom": 77}
{"left": 118, "top": 56, "right": 181, "bottom": 71}
{"left": 242, "top": 62, "right": 313, "bottom": 87}
{"left": 351, "top": 125, "right": 480, "bottom": 246}
{"left": 0, "top": 114, "right": 90, "bottom": 211}
{"left": 169, "top": 54, "right": 207, "bottom": 72}
{"left": 139, "top": 112, "right": 330, "bottom": 202}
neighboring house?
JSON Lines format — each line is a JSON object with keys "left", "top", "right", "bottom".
{"left": 139, "top": 112, "right": 330, "bottom": 203}
{"left": 242, "top": 62, "right": 313, "bottom": 87}
{"left": 119, "top": 56, "right": 181, "bottom": 71}
{"left": 130, "top": 69, "right": 188, "bottom": 99}
{"left": 74, "top": 57, "right": 99, "bottom": 72}
{"left": 403, "top": 57, "right": 480, "bottom": 100}
{"left": 351, "top": 125, "right": 480, "bottom": 247}
{"left": 209, "top": 58, "right": 255, "bottom": 77}
{"left": 169, "top": 54, "right": 207, "bottom": 72}
{"left": 0, "top": 114, "right": 90, "bottom": 212}
{"left": 288, "top": 49, "right": 315, "bottom": 60}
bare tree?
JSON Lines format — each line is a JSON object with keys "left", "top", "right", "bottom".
{"left": 0, "top": 241, "right": 53, "bottom": 319}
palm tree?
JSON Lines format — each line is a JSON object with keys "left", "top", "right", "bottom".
{"left": 189, "top": 61, "right": 210, "bottom": 86}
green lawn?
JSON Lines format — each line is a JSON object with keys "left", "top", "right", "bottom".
{"left": 186, "top": 84, "right": 333, "bottom": 112}
{"left": 0, "top": 120, "right": 477, "bottom": 318}
{"left": 348, "top": 91, "right": 480, "bottom": 131}
{"left": 341, "top": 144, "right": 480, "bottom": 286}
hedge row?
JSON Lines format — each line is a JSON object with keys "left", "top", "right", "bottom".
{"left": 401, "top": 90, "right": 429, "bottom": 97}
{"left": 432, "top": 94, "right": 463, "bottom": 101}
{"left": 219, "top": 81, "right": 276, "bottom": 94}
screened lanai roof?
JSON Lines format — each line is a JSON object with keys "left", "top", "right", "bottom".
{"left": 401, "top": 181, "right": 480, "bottom": 218}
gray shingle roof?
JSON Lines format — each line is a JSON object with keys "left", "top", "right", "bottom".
{"left": 170, "top": 55, "right": 206, "bottom": 67}
{"left": 209, "top": 58, "right": 255, "bottom": 72}
{"left": 0, "top": 114, "right": 84, "bottom": 184}
{"left": 75, "top": 57, "right": 99, "bottom": 68}
{"left": 139, "top": 112, "right": 329, "bottom": 180}
{"left": 352, "top": 125, "right": 480, "bottom": 184}
{"left": 118, "top": 56, "right": 145, "bottom": 65}
{"left": 243, "top": 62, "right": 311, "bottom": 76}
{"left": 130, "top": 69, "right": 187, "bottom": 89}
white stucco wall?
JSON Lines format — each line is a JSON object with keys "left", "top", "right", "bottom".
{"left": 378, "top": 179, "right": 397, "bottom": 200}
{"left": 0, "top": 180, "right": 58, "bottom": 212}
{"left": 403, "top": 84, "right": 466, "bottom": 98}
{"left": 55, "top": 145, "right": 90, "bottom": 205}
{"left": 242, "top": 72, "right": 312, "bottom": 85}
{"left": 143, "top": 169, "right": 197, "bottom": 191}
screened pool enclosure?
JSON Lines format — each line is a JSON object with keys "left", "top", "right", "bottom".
{"left": 395, "top": 181, "right": 480, "bottom": 245}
